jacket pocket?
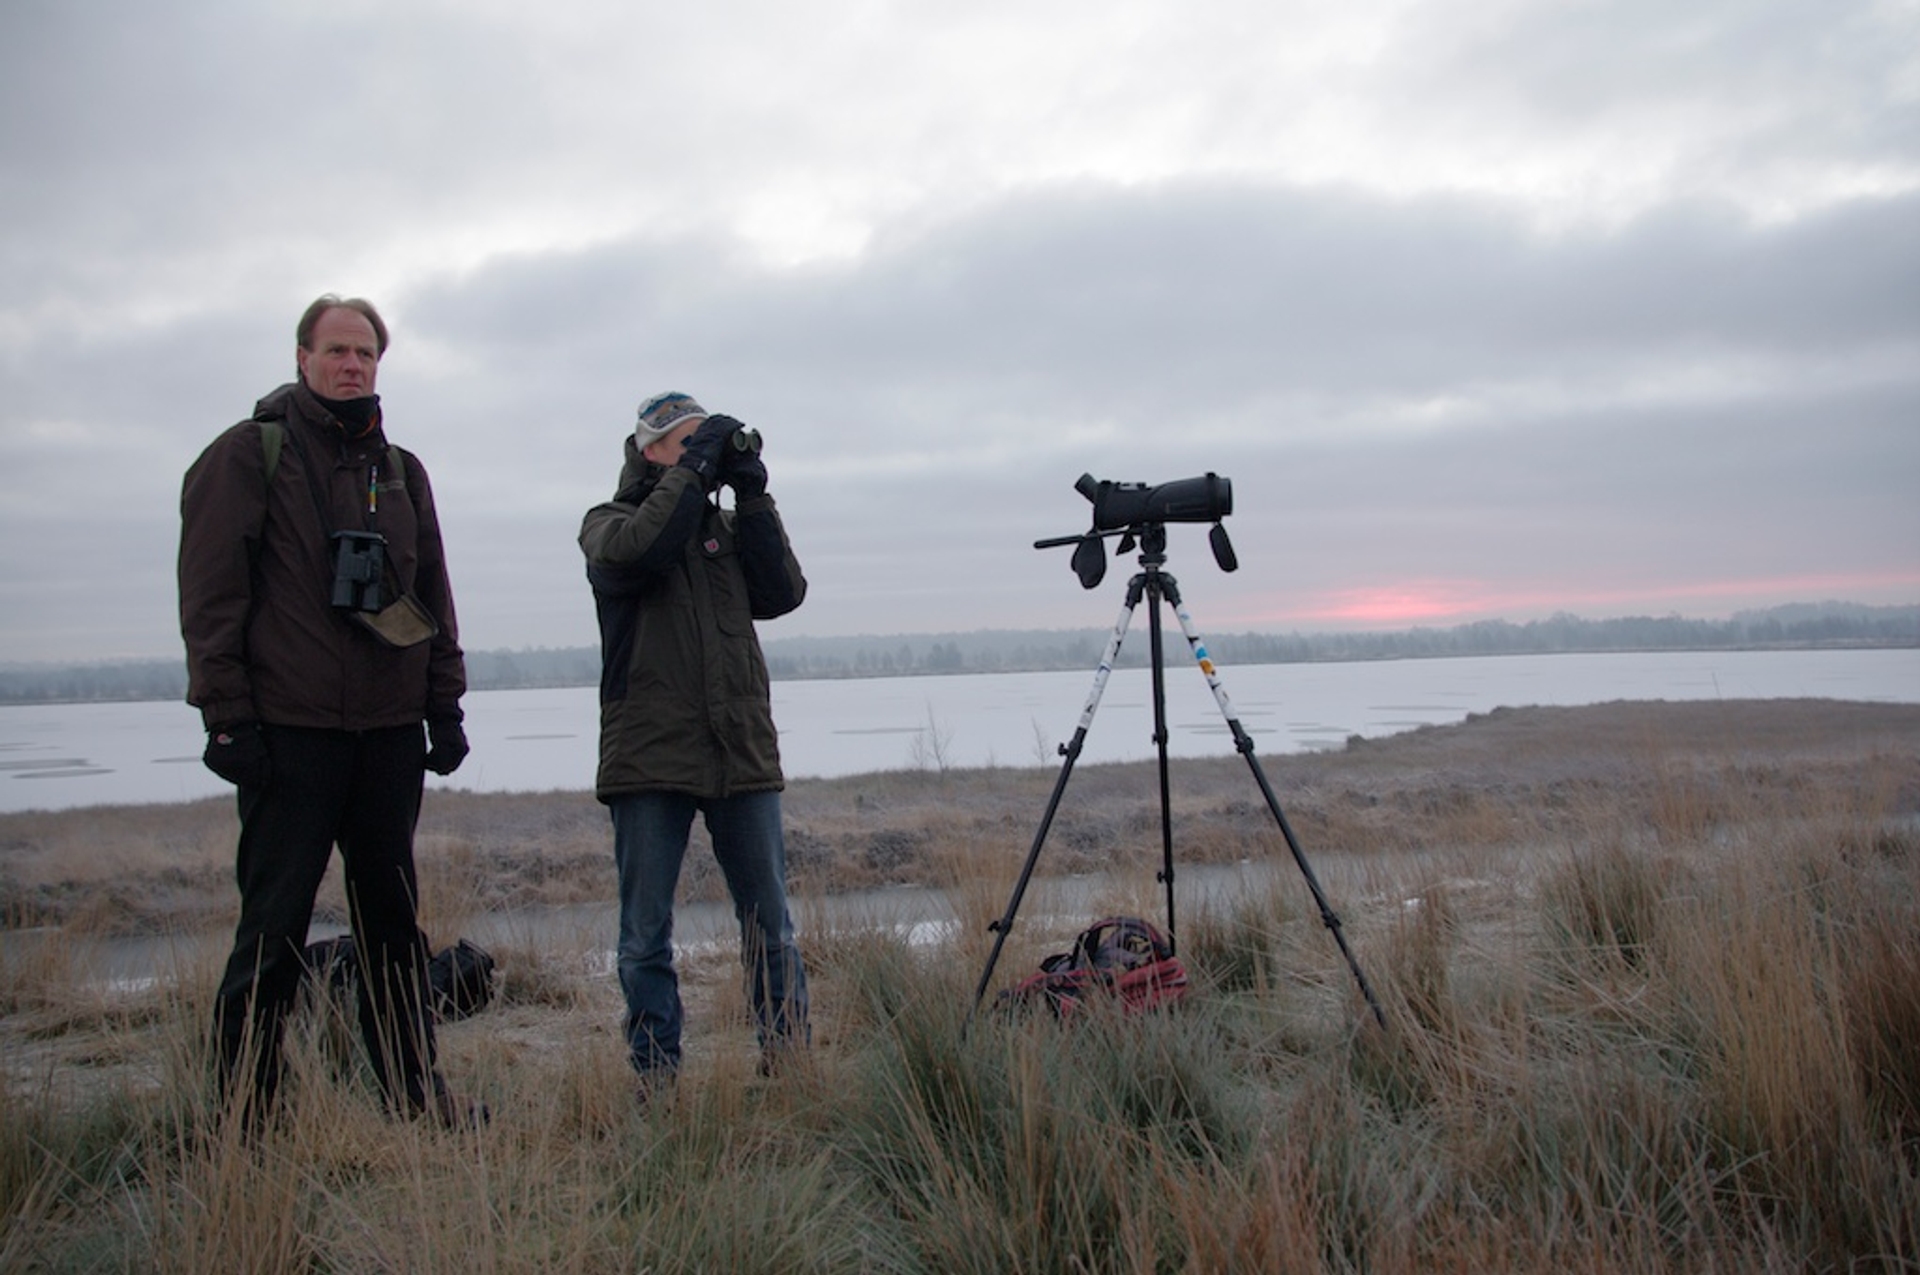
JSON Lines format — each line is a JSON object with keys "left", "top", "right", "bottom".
{"left": 702, "top": 536, "right": 755, "bottom": 639}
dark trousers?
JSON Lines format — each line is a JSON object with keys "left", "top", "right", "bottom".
{"left": 213, "top": 724, "right": 438, "bottom": 1116}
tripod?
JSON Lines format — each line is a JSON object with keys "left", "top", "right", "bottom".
{"left": 967, "top": 524, "right": 1388, "bottom": 1029}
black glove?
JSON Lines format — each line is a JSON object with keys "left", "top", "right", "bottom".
{"left": 703, "top": 414, "right": 766, "bottom": 498}
{"left": 722, "top": 443, "right": 768, "bottom": 499}
{"left": 425, "top": 719, "right": 470, "bottom": 776}
{"left": 204, "top": 722, "right": 271, "bottom": 789}
{"left": 676, "top": 415, "right": 733, "bottom": 488}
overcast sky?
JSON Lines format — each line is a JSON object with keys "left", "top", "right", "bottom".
{"left": 3, "top": 0, "right": 1916, "bottom": 665}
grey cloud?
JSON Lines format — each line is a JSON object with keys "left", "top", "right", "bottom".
{"left": 2, "top": 0, "right": 1915, "bottom": 662}
{"left": 369, "top": 182, "right": 1916, "bottom": 650}
{"left": 1403, "top": 0, "right": 1918, "bottom": 164}
{"left": 423, "top": 183, "right": 1915, "bottom": 453}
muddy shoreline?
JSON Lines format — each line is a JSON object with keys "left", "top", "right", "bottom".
{"left": 3, "top": 698, "right": 1917, "bottom": 938}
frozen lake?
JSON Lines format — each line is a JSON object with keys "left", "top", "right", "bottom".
{"left": 2, "top": 648, "right": 1916, "bottom": 814}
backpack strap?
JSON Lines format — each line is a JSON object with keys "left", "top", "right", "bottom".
{"left": 1076, "top": 916, "right": 1174, "bottom": 969}
{"left": 261, "top": 417, "right": 285, "bottom": 483}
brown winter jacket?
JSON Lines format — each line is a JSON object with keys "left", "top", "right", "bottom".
{"left": 579, "top": 435, "right": 805, "bottom": 802}
{"left": 178, "top": 382, "right": 465, "bottom": 732}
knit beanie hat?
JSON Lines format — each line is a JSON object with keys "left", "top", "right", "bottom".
{"left": 634, "top": 392, "right": 707, "bottom": 448}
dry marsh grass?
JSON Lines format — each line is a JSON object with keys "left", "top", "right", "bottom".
{"left": 2, "top": 698, "right": 1918, "bottom": 1272}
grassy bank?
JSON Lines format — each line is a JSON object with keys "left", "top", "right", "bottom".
{"left": 3, "top": 699, "right": 1918, "bottom": 1271}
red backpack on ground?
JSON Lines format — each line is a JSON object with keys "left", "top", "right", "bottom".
{"left": 998, "top": 916, "right": 1190, "bottom": 1018}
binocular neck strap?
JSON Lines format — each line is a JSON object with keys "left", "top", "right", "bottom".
{"left": 278, "top": 422, "right": 384, "bottom": 539}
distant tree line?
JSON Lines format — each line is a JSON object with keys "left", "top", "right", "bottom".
{"left": 1210, "top": 605, "right": 1920, "bottom": 665}
{"left": 759, "top": 604, "right": 1919, "bottom": 679}
{"left": 3, "top": 603, "right": 1913, "bottom": 705}
{"left": 0, "top": 660, "right": 189, "bottom": 705}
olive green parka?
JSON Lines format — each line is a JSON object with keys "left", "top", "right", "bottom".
{"left": 578, "top": 436, "right": 806, "bottom": 802}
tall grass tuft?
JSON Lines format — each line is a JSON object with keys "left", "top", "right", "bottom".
{"left": 1539, "top": 838, "right": 1678, "bottom": 977}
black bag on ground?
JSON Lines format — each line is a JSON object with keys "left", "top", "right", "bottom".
{"left": 300, "top": 934, "right": 496, "bottom": 1023}
{"left": 302, "top": 934, "right": 360, "bottom": 1004}
{"left": 427, "top": 938, "right": 496, "bottom": 1021}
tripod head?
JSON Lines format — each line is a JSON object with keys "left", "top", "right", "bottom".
{"left": 1035, "top": 472, "right": 1238, "bottom": 588}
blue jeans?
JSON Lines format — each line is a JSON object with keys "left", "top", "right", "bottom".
{"left": 609, "top": 790, "right": 808, "bottom": 1075}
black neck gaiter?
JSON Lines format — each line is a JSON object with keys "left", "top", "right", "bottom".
{"left": 314, "top": 392, "right": 382, "bottom": 438}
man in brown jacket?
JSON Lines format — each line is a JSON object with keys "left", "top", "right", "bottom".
{"left": 178, "top": 294, "right": 477, "bottom": 1127}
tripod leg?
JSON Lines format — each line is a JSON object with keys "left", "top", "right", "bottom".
{"left": 966, "top": 574, "right": 1146, "bottom": 1025}
{"left": 1160, "top": 577, "right": 1389, "bottom": 1029}
{"left": 1143, "top": 575, "right": 1178, "bottom": 953}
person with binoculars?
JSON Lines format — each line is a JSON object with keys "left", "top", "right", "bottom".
{"left": 177, "top": 294, "right": 480, "bottom": 1129}
{"left": 579, "top": 392, "right": 810, "bottom": 1095}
